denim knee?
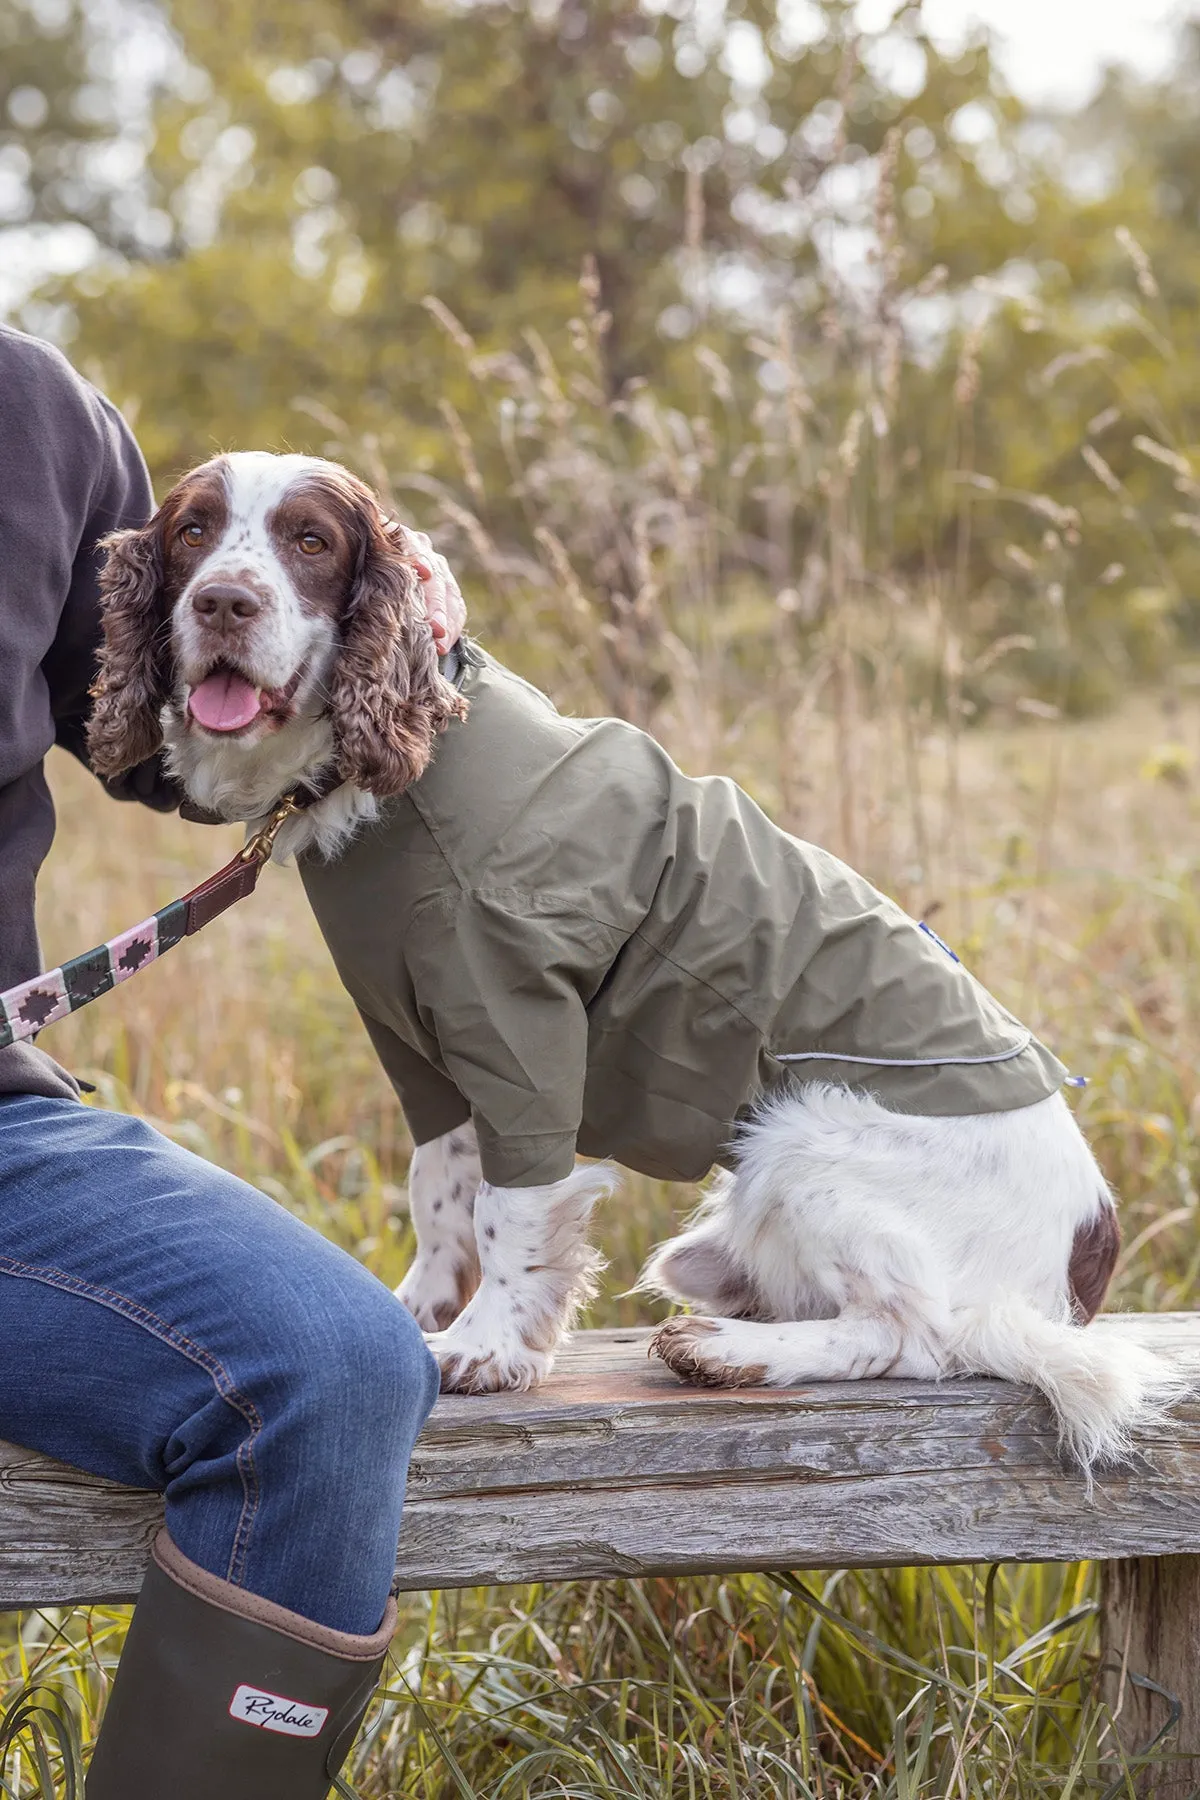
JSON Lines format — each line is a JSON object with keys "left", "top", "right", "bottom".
{"left": 211, "top": 1273, "right": 440, "bottom": 1630}
{"left": 268, "top": 1279, "right": 440, "bottom": 1468}
{"left": 314, "top": 1285, "right": 440, "bottom": 1443}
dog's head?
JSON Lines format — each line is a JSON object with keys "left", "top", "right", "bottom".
{"left": 87, "top": 451, "right": 465, "bottom": 802}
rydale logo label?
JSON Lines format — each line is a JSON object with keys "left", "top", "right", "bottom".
{"left": 229, "top": 1684, "right": 330, "bottom": 1737}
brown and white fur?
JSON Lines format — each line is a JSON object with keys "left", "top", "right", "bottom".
{"left": 88, "top": 450, "right": 465, "bottom": 863}
{"left": 88, "top": 451, "right": 1183, "bottom": 1470}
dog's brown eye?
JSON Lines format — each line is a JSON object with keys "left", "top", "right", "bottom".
{"left": 180, "top": 523, "right": 205, "bottom": 547}
{"left": 298, "top": 533, "right": 327, "bottom": 556}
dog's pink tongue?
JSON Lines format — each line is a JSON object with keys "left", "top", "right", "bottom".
{"left": 187, "top": 672, "right": 262, "bottom": 732}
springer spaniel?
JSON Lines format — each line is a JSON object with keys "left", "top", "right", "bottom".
{"left": 86, "top": 451, "right": 1181, "bottom": 1470}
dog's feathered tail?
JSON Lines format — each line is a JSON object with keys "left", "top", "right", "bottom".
{"left": 950, "top": 1298, "right": 1187, "bottom": 1475}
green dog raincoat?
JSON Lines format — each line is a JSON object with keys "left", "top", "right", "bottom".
{"left": 299, "top": 646, "right": 1067, "bottom": 1189}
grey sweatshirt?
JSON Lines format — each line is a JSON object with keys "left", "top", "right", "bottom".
{"left": 0, "top": 326, "right": 160, "bottom": 1100}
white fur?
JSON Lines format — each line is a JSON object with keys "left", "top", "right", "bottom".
{"left": 160, "top": 451, "right": 376, "bottom": 862}
{"left": 427, "top": 1163, "right": 616, "bottom": 1394}
{"left": 164, "top": 711, "right": 378, "bottom": 862}
{"left": 641, "top": 1085, "right": 1184, "bottom": 1471}
{"left": 394, "top": 1124, "right": 482, "bottom": 1331}
{"left": 402, "top": 1090, "right": 1185, "bottom": 1469}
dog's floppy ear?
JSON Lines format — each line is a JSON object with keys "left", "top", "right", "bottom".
{"left": 330, "top": 508, "right": 468, "bottom": 797}
{"left": 86, "top": 521, "right": 171, "bottom": 777}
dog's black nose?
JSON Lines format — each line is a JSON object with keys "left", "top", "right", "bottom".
{"left": 191, "top": 583, "right": 263, "bottom": 628}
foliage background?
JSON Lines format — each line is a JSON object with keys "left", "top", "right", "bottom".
{"left": 4, "top": 0, "right": 1200, "bottom": 713}
{"left": 3, "top": 0, "right": 1200, "bottom": 1793}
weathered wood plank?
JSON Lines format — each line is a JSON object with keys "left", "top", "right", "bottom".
{"left": 1102, "top": 1555, "right": 1200, "bottom": 1798}
{"left": 0, "top": 1452, "right": 161, "bottom": 1608}
{"left": 0, "top": 1315, "right": 1196, "bottom": 1608}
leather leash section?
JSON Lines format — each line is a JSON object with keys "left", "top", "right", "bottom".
{"left": 0, "top": 790, "right": 315, "bottom": 1053}
{"left": 0, "top": 643, "right": 470, "bottom": 1053}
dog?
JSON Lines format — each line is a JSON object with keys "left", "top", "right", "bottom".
{"left": 86, "top": 450, "right": 1182, "bottom": 1470}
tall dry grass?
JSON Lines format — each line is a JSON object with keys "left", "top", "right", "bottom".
{"left": 5, "top": 193, "right": 1200, "bottom": 1796}
{"left": 8, "top": 568, "right": 1200, "bottom": 1800}
{"left": 8, "top": 648, "right": 1197, "bottom": 1800}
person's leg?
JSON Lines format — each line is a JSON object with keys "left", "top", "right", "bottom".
{"left": 0, "top": 1092, "right": 440, "bottom": 1796}
{"left": 0, "top": 1092, "right": 439, "bottom": 1633}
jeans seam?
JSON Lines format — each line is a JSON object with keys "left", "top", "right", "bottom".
{"left": 0, "top": 1255, "right": 262, "bottom": 1585}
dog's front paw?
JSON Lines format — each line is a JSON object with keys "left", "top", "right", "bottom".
{"left": 395, "top": 1256, "right": 476, "bottom": 1332}
{"left": 428, "top": 1320, "right": 554, "bottom": 1395}
{"left": 649, "top": 1316, "right": 769, "bottom": 1389}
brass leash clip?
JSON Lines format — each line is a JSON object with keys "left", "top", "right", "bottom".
{"left": 238, "top": 792, "right": 304, "bottom": 866}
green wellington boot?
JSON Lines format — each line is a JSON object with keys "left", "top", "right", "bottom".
{"left": 86, "top": 1529, "right": 396, "bottom": 1799}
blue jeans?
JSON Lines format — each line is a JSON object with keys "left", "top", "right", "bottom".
{"left": 0, "top": 1095, "right": 440, "bottom": 1635}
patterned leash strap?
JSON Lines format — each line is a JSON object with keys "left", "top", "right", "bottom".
{"left": 0, "top": 793, "right": 305, "bottom": 1052}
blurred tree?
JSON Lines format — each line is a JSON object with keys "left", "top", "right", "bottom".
{"left": 0, "top": 0, "right": 182, "bottom": 263}
{"left": 918, "top": 32, "right": 1200, "bottom": 705}
{"left": 3, "top": 0, "right": 1031, "bottom": 480}
{"left": 2, "top": 0, "right": 1197, "bottom": 709}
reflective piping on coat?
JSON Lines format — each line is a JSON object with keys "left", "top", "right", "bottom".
{"left": 772, "top": 1031, "right": 1033, "bottom": 1070}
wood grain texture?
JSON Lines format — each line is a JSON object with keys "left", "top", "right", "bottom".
{"left": 1101, "top": 1555, "right": 1200, "bottom": 1798}
{"left": 0, "top": 1315, "right": 1197, "bottom": 1608}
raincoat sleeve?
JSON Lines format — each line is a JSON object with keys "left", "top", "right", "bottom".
{"left": 357, "top": 1008, "right": 471, "bottom": 1147}
{"left": 407, "top": 890, "right": 619, "bottom": 1189}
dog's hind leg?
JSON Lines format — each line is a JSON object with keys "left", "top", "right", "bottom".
{"left": 651, "top": 1309, "right": 945, "bottom": 1387}
{"left": 640, "top": 1232, "right": 766, "bottom": 1317}
{"left": 638, "top": 1175, "right": 769, "bottom": 1319}
{"left": 395, "top": 1123, "right": 482, "bottom": 1331}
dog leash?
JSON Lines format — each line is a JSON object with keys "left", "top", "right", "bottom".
{"left": 0, "top": 643, "right": 469, "bottom": 1054}
{"left": 0, "top": 778, "right": 336, "bottom": 1052}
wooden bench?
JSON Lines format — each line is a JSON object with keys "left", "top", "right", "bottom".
{"left": 4, "top": 1316, "right": 1199, "bottom": 1786}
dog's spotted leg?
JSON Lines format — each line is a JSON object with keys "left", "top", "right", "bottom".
{"left": 394, "top": 1124, "right": 482, "bottom": 1331}
{"left": 650, "top": 1313, "right": 945, "bottom": 1387}
{"left": 430, "top": 1164, "right": 617, "bottom": 1394}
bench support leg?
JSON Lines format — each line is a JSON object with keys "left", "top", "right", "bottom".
{"left": 1101, "top": 1555, "right": 1200, "bottom": 1797}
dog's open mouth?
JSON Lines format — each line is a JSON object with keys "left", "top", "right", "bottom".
{"left": 186, "top": 663, "right": 305, "bottom": 735}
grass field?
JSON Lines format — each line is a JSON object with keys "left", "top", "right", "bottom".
{"left": 2, "top": 660, "right": 1198, "bottom": 1796}
{"left": 2, "top": 20, "right": 1198, "bottom": 1778}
